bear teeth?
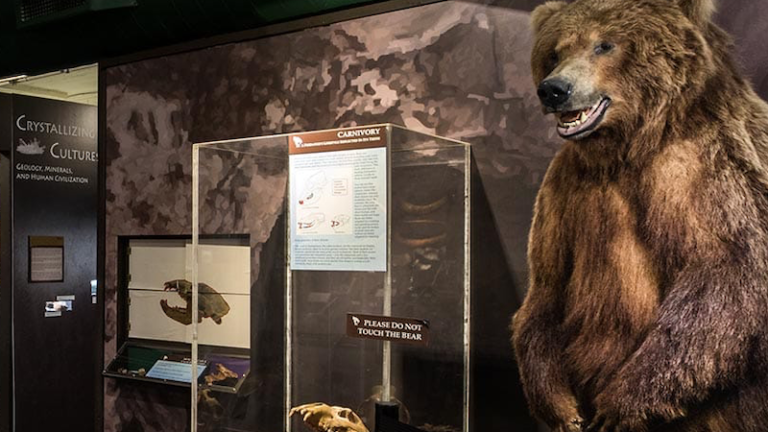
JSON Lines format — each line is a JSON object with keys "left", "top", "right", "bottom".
{"left": 556, "top": 98, "right": 611, "bottom": 139}
{"left": 558, "top": 102, "right": 599, "bottom": 127}
{"left": 560, "top": 109, "right": 589, "bottom": 127}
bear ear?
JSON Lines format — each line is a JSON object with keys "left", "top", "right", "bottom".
{"left": 676, "top": 0, "right": 716, "bottom": 26}
{"left": 531, "top": 1, "right": 567, "bottom": 33}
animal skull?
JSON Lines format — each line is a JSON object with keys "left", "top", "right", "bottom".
{"left": 290, "top": 402, "right": 369, "bottom": 432}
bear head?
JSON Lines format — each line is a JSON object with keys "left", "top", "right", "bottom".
{"left": 531, "top": 0, "right": 719, "bottom": 147}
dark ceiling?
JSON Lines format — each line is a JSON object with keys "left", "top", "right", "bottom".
{"left": 0, "top": 0, "right": 394, "bottom": 78}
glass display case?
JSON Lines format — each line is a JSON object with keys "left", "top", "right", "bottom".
{"left": 192, "top": 124, "right": 470, "bottom": 432}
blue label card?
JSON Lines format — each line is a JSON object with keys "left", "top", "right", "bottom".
{"left": 146, "top": 360, "right": 207, "bottom": 383}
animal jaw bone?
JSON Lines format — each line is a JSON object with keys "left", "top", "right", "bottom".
{"left": 290, "top": 402, "right": 369, "bottom": 432}
{"left": 160, "top": 279, "right": 231, "bottom": 325}
{"left": 204, "top": 363, "right": 238, "bottom": 385}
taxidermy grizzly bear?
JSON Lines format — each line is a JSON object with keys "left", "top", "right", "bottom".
{"left": 511, "top": 0, "right": 768, "bottom": 431}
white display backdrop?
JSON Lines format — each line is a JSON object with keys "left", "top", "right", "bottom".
{"left": 127, "top": 240, "right": 250, "bottom": 348}
{"left": 190, "top": 244, "right": 251, "bottom": 295}
{"left": 128, "top": 241, "right": 187, "bottom": 290}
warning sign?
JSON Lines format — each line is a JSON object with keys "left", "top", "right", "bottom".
{"left": 346, "top": 313, "right": 430, "bottom": 346}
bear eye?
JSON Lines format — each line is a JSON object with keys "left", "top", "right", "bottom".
{"left": 595, "top": 42, "right": 615, "bottom": 55}
{"left": 547, "top": 51, "right": 559, "bottom": 68}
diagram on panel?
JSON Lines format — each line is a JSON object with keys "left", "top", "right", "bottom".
{"left": 298, "top": 213, "right": 327, "bottom": 230}
{"left": 331, "top": 214, "right": 351, "bottom": 233}
{"left": 298, "top": 171, "right": 328, "bottom": 206}
{"left": 293, "top": 162, "right": 355, "bottom": 237}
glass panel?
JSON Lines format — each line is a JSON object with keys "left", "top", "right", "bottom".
{"left": 389, "top": 129, "right": 469, "bottom": 431}
{"left": 193, "top": 137, "right": 289, "bottom": 432}
{"left": 288, "top": 126, "right": 470, "bottom": 432}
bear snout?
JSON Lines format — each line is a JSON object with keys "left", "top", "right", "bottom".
{"left": 537, "top": 78, "right": 573, "bottom": 110}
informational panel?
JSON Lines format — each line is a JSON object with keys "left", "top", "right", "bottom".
{"left": 289, "top": 125, "right": 388, "bottom": 272}
{"left": 28, "top": 236, "right": 64, "bottom": 282}
{"left": 10, "top": 95, "right": 98, "bottom": 432}
{"left": 127, "top": 240, "right": 251, "bottom": 348}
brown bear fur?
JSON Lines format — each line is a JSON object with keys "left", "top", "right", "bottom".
{"left": 511, "top": 0, "right": 768, "bottom": 431}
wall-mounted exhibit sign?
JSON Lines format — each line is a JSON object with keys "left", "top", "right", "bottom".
{"left": 28, "top": 236, "right": 64, "bottom": 282}
{"left": 13, "top": 112, "right": 97, "bottom": 186}
{"left": 289, "top": 125, "right": 387, "bottom": 272}
{"left": 346, "top": 313, "right": 430, "bottom": 346}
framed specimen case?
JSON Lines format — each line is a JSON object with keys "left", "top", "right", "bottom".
{"left": 104, "top": 235, "right": 252, "bottom": 394}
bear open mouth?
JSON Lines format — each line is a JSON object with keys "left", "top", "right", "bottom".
{"left": 557, "top": 98, "right": 611, "bottom": 139}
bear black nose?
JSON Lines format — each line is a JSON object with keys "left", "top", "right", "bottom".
{"left": 537, "top": 78, "right": 572, "bottom": 109}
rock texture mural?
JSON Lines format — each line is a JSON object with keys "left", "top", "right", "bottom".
{"left": 104, "top": 1, "right": 768, "bottom": 431}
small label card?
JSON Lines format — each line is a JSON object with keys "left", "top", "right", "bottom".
{"left": 346, "top": 313, "right": 430, "bottom": 346}
{"left": 44, "top": 295, "right": 74, "bottom": 318}
{"left": 146, "top": 359, "right": 208, "bottom": 383}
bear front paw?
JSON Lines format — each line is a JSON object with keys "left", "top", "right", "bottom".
{"left": 586, "top": 384, "right": 650, "bottom": 432}
{"left": 585, "top": 408, "right": 646, "bottom": 432}
{"left": 588, "top": 379, "right": 687, "bottom": 432}
{"left": 556, "top": 416, "right": 586, "bottom": 432}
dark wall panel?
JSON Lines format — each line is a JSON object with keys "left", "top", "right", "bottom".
{"left": 11, "top": 96, "right": 98, "bottom": 432}
{"left": 0, "top": 94, "right": 10, "bottom": 152}
{"left": 0, "top": 92, "right": 13, "bottom": 432}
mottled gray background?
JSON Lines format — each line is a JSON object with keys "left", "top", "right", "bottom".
{"left": 103, "top": 1, "right": 768, "bottom": 430}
